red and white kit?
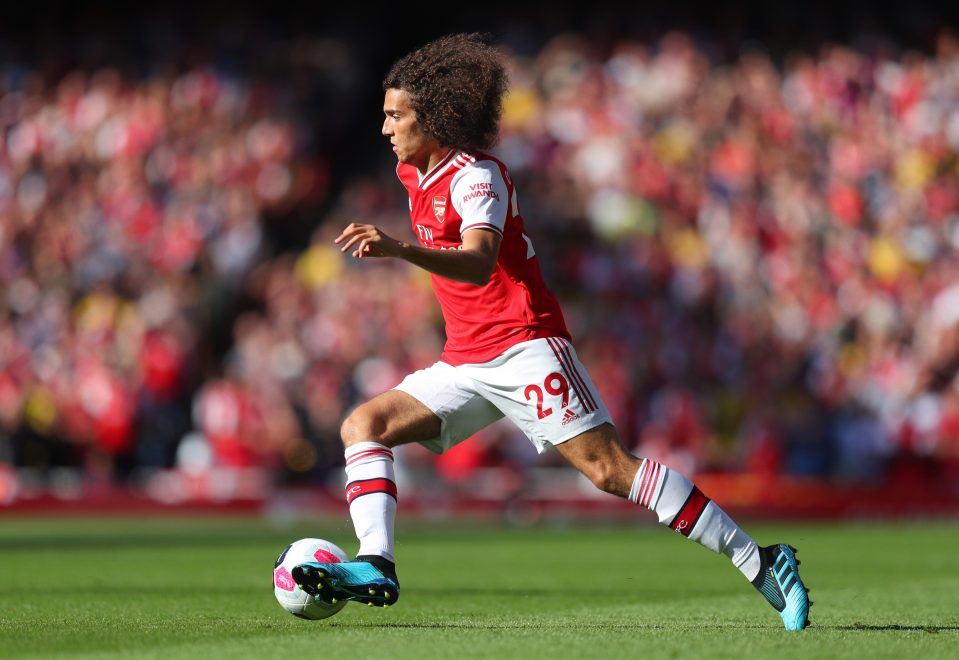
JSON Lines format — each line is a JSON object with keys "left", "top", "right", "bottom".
{"left": 396, "top": 150, "right": 570, "bottom": 365}
{"left": 346, "top": 150, "right": 769, "bottom": 615}
{"left": 394, "top": 150, "right": 611, "bottom": 452}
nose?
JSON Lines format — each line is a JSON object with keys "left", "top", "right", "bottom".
{"left": 382, "top": 118, "right": 393, "bottom": 137}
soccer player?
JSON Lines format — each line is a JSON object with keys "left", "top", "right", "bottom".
{"left": 293, "top": 33, "right": 811, "bottom": 631}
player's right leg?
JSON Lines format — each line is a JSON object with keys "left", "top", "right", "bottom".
{"left": 294, "top": 389, "right": 439, "bottom": 607}
{"left": 295, "top": 364, "right": 503, "bottom": 608}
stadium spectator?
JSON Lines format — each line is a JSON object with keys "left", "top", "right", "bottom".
{"left": 3, "top": 22, "right": 959, "bottom": 502}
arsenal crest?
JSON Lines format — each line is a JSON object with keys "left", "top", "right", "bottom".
{"left": 432, "top": 195, "right": 447, "bottom": 223}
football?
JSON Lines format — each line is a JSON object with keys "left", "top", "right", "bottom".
{"left": 273, "top": 538, "right": 349, "bottom": 620}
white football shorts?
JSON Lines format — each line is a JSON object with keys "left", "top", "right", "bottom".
{"left": 394, "top": 337, "right": 612, "bottom": 454}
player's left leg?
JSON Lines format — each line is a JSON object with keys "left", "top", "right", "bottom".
{"left": 554, "top": 424, "right": 760, "bottom": 571}
{"left": 555, "top": 424, "right": 811, "bottom": 630}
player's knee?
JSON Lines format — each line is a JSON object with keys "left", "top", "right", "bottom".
{"left": 340, "top": 405, "right": 388, "bottom": 447}
{"left": 584, "top": 460, "right": 629, "bottom": 498}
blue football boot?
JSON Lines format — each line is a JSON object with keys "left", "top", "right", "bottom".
{"left": 293, "top": 554, "right": 399, "bottom": 607}
{"left": 752, "top": 544, "right": 811, "bottom": 630}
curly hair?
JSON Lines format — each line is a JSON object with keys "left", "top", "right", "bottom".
{"left": 383, "top": 33, "right": 508, "bottom": 153}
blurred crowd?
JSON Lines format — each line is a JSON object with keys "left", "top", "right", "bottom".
{"left": 494, "top": 30, "right": 959, "bottom": 487}
{"left": 0, "top": 41, "right": 338, "bottom": 496}
{"left": 3, "top": 25, "right": 959, "bottom": 501}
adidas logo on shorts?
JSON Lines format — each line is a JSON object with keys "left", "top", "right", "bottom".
{"left": 562, "top": 409, "right": 580, "bottom": 425}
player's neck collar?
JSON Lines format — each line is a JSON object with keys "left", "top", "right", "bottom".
{"left": 416, "top": 148, "right": 457, "bottom": 184}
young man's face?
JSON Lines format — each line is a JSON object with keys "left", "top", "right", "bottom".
{"left": 382, "top": 88, "right": 439, "bottom": 172}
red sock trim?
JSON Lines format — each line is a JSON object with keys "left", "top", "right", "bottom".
{"left": 639, "top": 460, "right": 662, "bottom": 508}
{"left": 346, "top": 478, "right": 397, "bottom": 504}
{"left": 345, "top": 447, "right": 394, "bottom": 467}
{"left": 668, "top": 486, "right": 709, "bottom": 537}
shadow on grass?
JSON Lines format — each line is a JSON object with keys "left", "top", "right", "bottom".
{"left": 412, "top": 587, "right": 626, "bottom": 598}
{"left": 835, "top": 624, "right": 959, "bottom": 633}
{"left": 330, "top": 622, "right": 769, "bottom": 630}
{"left": 327, "top": 621, "right": 959, "bottom": 633}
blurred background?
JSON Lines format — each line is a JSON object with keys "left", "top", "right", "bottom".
{"left": 2, "top": 0, "right": 959, "bottom": 521}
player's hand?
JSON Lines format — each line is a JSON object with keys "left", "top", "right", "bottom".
{"left": 334, "top": 223, "right": 402, "bottom": 259}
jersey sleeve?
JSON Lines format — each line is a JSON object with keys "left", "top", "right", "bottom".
{"left": 450, "top": 160, "right": 509, "bottom": 236}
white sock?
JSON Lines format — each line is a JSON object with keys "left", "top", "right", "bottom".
{"left": 344, "top": 442, "right": 397, "bottom": 562}
{"left": 630, "top": 458, "right": 760, "bottom": 581}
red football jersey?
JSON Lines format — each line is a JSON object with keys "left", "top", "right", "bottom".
{"left": 396, "top": 150, "right": 571, "bottom": 365}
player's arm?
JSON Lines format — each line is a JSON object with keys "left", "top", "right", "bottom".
{"left": 334, "top": 223, "right": 501, "bottom": 286}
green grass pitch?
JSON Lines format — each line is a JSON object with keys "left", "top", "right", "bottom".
{"left": 1, "top": 516, "right": 957, "bottom": 659}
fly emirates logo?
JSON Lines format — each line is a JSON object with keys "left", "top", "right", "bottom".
{"left": 462, "top": 182, "right": 500, "bottom": 203}
{"left": 415, "top": 223, "right": 462, "bottom": 250}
